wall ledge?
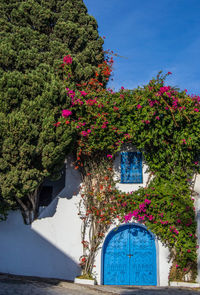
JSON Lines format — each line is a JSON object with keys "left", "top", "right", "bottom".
{"left": 170, "top": 281, "right": 200, "bottom": 288}
{"left": 74, "top": 277, "right": 96, "bottom": 285}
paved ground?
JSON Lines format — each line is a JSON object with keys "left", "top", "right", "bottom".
{"left": 0, "top": 275, "right": 200, "bottom": 295}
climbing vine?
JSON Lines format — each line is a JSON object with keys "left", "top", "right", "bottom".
{"left": 56, "top": 54, "right": 200, "bottom": 282}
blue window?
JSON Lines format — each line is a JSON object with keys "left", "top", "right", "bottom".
{"left": 121, "top": 152, "right": 143, "bottom": 183}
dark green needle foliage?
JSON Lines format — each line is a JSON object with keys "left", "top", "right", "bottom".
{"left": 0, "top": 0, "right": 105, "bottom": 224}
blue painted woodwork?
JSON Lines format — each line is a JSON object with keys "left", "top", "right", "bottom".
{"left": 121, "top": 152, "right": 143, "bottom": 183}
{"left": 103, "top": 224, "right": 157, "bottom": 285}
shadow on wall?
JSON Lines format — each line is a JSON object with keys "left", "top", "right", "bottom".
{"left": 119, "top": 288, "right": 200, "bottom": 295}
{"left": 0, "top": 211, "right": 81, "bottom": 281}
{"left": 38, "top": 156, "right": 82, "bottom": 220}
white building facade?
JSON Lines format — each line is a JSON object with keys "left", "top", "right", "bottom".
{"left": 0, "top": 151, "right": 199, "bottom": 286}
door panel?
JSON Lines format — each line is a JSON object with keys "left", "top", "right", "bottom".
{"left": 103, "top": 225, "right": 130, "bottom": 285}
{"left": 103, "top": 224, "right": 157, "bottom": 285}
{"left": 129, "top": 226, "right": 157, "bottom": 285}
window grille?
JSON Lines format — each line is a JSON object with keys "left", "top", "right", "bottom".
{"left": 121, "top": 152, "right": 143, "bottom": 183}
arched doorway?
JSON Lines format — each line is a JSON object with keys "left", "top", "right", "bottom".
{"left": 102, "top": 224, "right": 157, "bottom": 285}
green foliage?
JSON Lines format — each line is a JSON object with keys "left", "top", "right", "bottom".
{"left": 0, "top": 67, "right": 73, "bottom": 223}
{"left": 0, "top": 0, "right": 105, "bottom": 223}
{"left": 0, "top": 0, "right": 104, "bottom": 84}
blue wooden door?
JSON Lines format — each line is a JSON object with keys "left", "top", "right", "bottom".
{"left": 103, "top": 224, "right": 157, "bottom": 285}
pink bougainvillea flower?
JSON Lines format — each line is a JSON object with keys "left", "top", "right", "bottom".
{"left": 149, "top": 101, "right": 155, "bottom": 107}
{"left": 175, "top": 264, "right": 179, "bottom": 268}
{"left": 80, "top": 91, "right": 87, "bottom": 97}
{"left": 137, "top": 104, "right": 142, "bottom": 109}
{"left": 167, "top": 72, "right": 172, "bottom": 75}
{"left": 121, "top": 86, "right": 124, "bottom": 90}
{"left": 107, "top": 154, "right": 113, "bottom": 159}
{"left": 81, "top": 131, "right": 88, "bottom": 136}
{"left": 66, "top": 89, "right": 76, "bottom": 99}
{"left": 166, "top": 92, "right": 171, "bottom": 98}
{"left": 145, "top": 120, "right": 150, "bottom": 124}
{"left": 155, "top": 116, "right": 160, "bottom": 120}
{"left": 194, "top": 108, "right": 199, "bottom": 112}
{"left": 181, "top": 139, "right": 186, "bottom": 144}
{"left": 194, "top": 161, "right": 199, "bottom": 165}
{"left": 87, "top": 129, "right": 91, "bottom": 134}
{"left": 174, "top": 229, "right": 179, "bottom": 235}
{"left": 159, "top": 86, "right": 171, "bottom": 93}
{"left": 144, "top": 199, "right": 151, "bottom": 205}
{"left": 54, "top": 122, "right": 61, "bottom": 127}
{"left": 62, "top": 109, "right": 72, "bottom": 117}
{"left": 101, "top": 121, "right": 108, "bottom": 129}
{"left": 86, "top": 99, "right": 97, "bottom": 106}
{"left": 139, "top": 203, "right": 146, "bottom": 210}
{"left": 63, "top": 55, "right": 72, "bottom": 64}
{"left": 187, "top": 249, "right": 191, "bottom": 253}
{"left": 124, "top": 133, "right": 131, "bottom": 139}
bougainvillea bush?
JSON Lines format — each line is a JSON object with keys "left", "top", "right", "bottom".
{"left": 58, "top": 56, "right": 200, "bottom": 281}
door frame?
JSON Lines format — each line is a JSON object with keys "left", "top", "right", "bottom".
{"left": 101, "top": 222, "right": 159, "bottom": 285}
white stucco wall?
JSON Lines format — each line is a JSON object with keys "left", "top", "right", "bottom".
{"left": 194, "top": 174, "right": 200, "bottom": 283}
{"left": 0, "top": 157, "right": 83, "bottom": 281}
{"left": 0, "top": 199, "right": 81, "bottom": 280}
{"left": 2, "top": 154, "right": 198, "bottom": 286}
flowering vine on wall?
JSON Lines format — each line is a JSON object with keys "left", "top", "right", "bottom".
{"left": 55, "top": 54, "right": 200, "bottom": 282}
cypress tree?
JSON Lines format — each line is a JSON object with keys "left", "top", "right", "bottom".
{"left": 0, "top": 0, "right": 105, "bottom": 223}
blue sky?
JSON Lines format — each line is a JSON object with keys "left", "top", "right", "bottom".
{"left": 83, "top": 0, "right": 200, "bottom": 94}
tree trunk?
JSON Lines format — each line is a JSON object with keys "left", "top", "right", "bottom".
{"left": 15, "top": 187, "right": 41, "bottom": 225}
